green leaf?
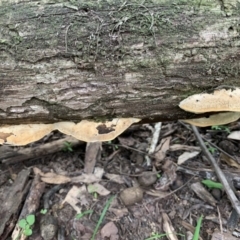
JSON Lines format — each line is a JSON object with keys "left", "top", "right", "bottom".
{"left": 26, "top": 214, "right": 35, "bottom": 226}
{"left": 88, "top": 184, "right": 98, "bottom": 193}
{"left": 202, "top": 179, "right": 223, "bottom": 189}
{"left": 40, "top": 209, "right": 48, "bottom": 214}
{"left": 24, "top": 224, "right": 30, "bottom": 230}
{"left": 76, "top": 210, "right": 93, "bottom": 219}
{"left": 23, "top": 228, "right": 32, "bottom": 236}
{"left": 211, "top": 125, "right": 230, "bottom": 133}
{"left": 18, "top": 219, "right": 27, "bottom": 229}
{"left": 193, "top": 215, "right": 203, "bottom": 240}
{"left": 91, "top": 196, "right": 115, "bottom": 240}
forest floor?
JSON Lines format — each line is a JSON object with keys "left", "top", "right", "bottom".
{"left": 1, "top": 121, "right": 240, "bottom": 240}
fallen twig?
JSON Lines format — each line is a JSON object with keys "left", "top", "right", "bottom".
{"left": 192, "top": 125, "right": 240, "bottom": 215}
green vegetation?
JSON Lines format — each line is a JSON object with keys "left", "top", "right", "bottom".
{"left": 40, "top": 209, "right": 47, "bottom": 214}
{"left": 62, "top": 141, "right": 73, "bottom": 152}
{"left": 76, "top": 210, "right": 93, "bottom": 220}
{"left": 193, "top": 215, "right": 203, "bottom": 240}
{"left": 204, "top": 142, "right": 217, "bottom": 154}
{"left": 18, "top": 214, "right": 35, "bottom": 237}
{"left": 145, "top": 232, "right": 185, "bottom": 240}
{"left": 211, "top": 125, "right": 231, "bottom": 133}
{"left": 91, "top": 196, "right": 115, "bottom": 240}
{"left": 88, "top": 184, "right": 98, "bottom": 199}
{"left": 202, "top": 179, "right": 223, "bottom": 189}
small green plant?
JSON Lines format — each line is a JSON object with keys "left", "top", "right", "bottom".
{"left": 40, "top": 209, "right": 47, "bottom": 214}
{"left": 211, "top": 125, "right": 231, "bottom": 134}
{"left": 91, "top": 196, "right": 115, "bottom": 240}
{"left": 107, "top": 140, "right": 119, "bottom": 150}
{"left": 88, "top": 184, "right": 98, "bottom": 199}
{"left": 18, "top": 214, "right": 35, "bottom": 237}
{"left": 193, "top": 215, "right": 203, "bottom": 240}
{"left": 156, "top": 173, "right": 161, "bottom": 178}
{"left": 76, "top": 209, "right": 93, "bottom": 220}
{"left": 62, "top": 141, "right": 73, "bottom": 152}
{"left": 202, "top": 179, "right": 223, "bottom": 189}
{"left": 145, "top": 232, "right": 185, "bottom": 240}
{"left": 204, "top": 142, "right": 217, "bottom": 154}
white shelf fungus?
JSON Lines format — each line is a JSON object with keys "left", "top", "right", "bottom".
{"left": 181, "top": 112, "right": 240, "bottom": 127}
{"left": 0, "top": 118, "right": 140, "bottom": 146}
{"left": 179, "top": 87, "right": 240, "bottom": 126}
{"left": 179, "top": 88, "right": 240, "bottom": 114}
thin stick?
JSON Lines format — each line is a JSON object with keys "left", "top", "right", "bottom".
{"left": 148, "top": 122, "right": 162, "bottom": 154}
{"left": 217, "top": 206, "right": 224, "bottom": 240}
{"left": 192, "top": 125, "right": 240, "bottom": 215}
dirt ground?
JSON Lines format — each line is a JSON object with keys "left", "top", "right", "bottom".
{"left": 1, "top": 121, "right": 240, "bottom": 240}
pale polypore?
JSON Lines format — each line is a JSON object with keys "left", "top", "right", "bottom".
{"left": 179, "top": 88, "right": 240, "bottom": 127}
{"left": 0, "top": 118, "right": 140, "bottom": 146}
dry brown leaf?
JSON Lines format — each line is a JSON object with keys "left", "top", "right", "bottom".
{"left": 87, "top": 183, "right": 110, "bottom": 196}
{"left": 228, "top": 130, "right": 240, "bottom": 140}
{"left": 101, "top": 221, "right": 119, "bottom": 240}
{"left": 169, "top": 144, "right": 201, "bottom": 152}
{"left": 155, "top": 159, "right": 177, "bottom": 191}
{"left": 211, "top": 230, "right": 238, "bottom": 240}
{"left": 154, "top": 136, "right": 171, "bottom": 164}
{"left": 109, "top": 208, "right": 128, "bottom": 218}
{"left": 62, "top": 185, "right": 88, "bottom": 213}
{"left": 33, "top": 167, "right": 71, "bottom": 184}
{"left": 33, "top": 167, "right": 43, "bottom": 175}
{"left": 71, "top": 173, "right": 101, "bottom": 183}
{"left": 220, "top": 153, "right": 240, "bottom": 169}
{"left": 191, "top": 182, "right": 217, "bottom": 206}
{"left": 179, "top": 88, "right": 240, "bottom": 113}
{"left": 41, "top": 174, "right": 71, "bottom": 184}
{"left": 145, "top": 189, "right": 170, "bottom": 198}
{"left": 178, "top": 151, "right": 200, "bottom": 165}
{"left": 104, "top": 173, "right": 125, "bottom": 184}
{"left": 162, "top": 212, "right": 178, "bottom": 240}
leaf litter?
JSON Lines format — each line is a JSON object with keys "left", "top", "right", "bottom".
{"left": 1, "top": 121, "right": 240, "bottom": 239}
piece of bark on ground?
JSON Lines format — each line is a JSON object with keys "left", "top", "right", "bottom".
{"left": 84, "top": 142, "right": 102, "bottom": 173}
{"left": 11, "top": 174, "right": 45, "bottom": 240}
{"left": 1, "top": 136, "right": 82, "bottom": 165}
{"left": 0, "top": 169, "right": 31, "bottom": 239}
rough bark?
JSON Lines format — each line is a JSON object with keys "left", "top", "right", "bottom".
{"left": 0, "top": 0, "right": 240, "bottom": 124}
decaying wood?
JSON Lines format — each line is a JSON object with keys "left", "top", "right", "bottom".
{"left": 0, "top": 136, "right": 82, "bottom": 164}
{"left": 84, "top": 142, "right": 102, "bottom": 173}
{"left": 0, "top": 0, "right": 240, "bottom": 124}
{"left": 0, "top": 169, "right": 31, "bottom": 239}
{"left": 11, "top": 174, "right": 45, "bottom": 240}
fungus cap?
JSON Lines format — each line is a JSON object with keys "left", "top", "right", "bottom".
{"left": 0, "top": 124, "right": 53, "bottom": 145}
{"left": 54, "top": 118, "right": 140, "bottom": 142}
{"left": 179, "top": 88, "right": 240, "bottom": 114}
{"left": 0, "top": 118, "right": 141, "bottom": 145}
{"left": 181, "top": 112, "right": 240, "bottom": 127}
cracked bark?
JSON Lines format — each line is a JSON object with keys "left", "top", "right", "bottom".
{"left": 0, "top": 0, "right": 240, "bottom": 124}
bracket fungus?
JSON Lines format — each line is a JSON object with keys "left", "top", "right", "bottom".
{"left": 181, "top": 112, "right": 240, "bottom": 127}
{"left": 53, "top": 118, "right": 141, "bottom": 143}
{"left": 179, "top": 88, "right": 240, "bottom": 127}
{"left": 179, "top": 88, "right": 240, "bottom": 114}
{"left": 0, "top": 118, "right": 140, "bottom": 146}
{"left": 0, "top": 124, "right": 53, "bottom": 145}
